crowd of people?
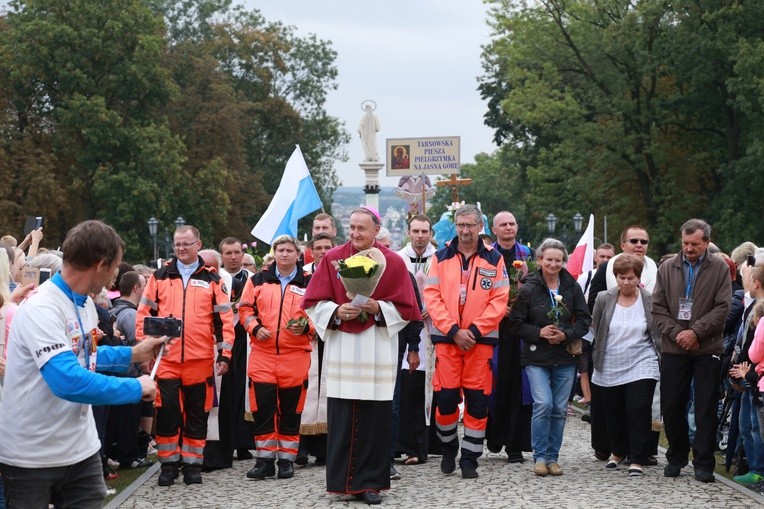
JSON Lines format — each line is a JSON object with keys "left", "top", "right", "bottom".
{"left": 0, "top": 205, "right": 762, "bottom": 507}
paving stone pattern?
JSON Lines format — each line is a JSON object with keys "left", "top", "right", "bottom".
{"left": 117, "top": 415, "right": 762, "bottom": 508}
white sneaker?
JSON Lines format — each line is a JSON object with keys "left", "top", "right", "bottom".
{"left": 107, "top": 458, "right": 120, "bottom": 469}
{"left": 106, "top": 488, "right": 117, "bottom": 496}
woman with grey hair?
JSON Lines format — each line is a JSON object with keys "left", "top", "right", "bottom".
{"left": 509, "top": 238, "right": 591, "bottom": 477}
{"left": 26, "top": 252, "right": 63, "bottom": 275}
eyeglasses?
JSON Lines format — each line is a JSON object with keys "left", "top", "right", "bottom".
{"left": 455, "top": 223, "right": 480, "bottom": 230}
{"left": 627, "top": 239, "right": 649, "bottom": 245}
{"left": 173, "top": 241, "right": 199, "bottom": 249}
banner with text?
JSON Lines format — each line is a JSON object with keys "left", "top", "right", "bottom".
{"left": 385, "top": 136, "right": 460, "bottom": 176}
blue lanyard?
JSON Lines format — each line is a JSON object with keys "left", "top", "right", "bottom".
{"left": 685, "top": 263, "right": 695, "bottom": 299}
{"left": 548, "top": 288, "right": 559, "bottom": 319}
{"left": 51, "top": 273, "right": 89, "bottom": 363}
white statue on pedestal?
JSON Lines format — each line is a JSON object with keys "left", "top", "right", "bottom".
{"left": 358, "top": 100, "right": 380, "bottom": 161}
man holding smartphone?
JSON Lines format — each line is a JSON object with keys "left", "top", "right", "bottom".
{"left": 0, "top": 221, "right": 164, "bottom": 509}
{"left": 136, "top": 225, "right": 235, "bottom": 487}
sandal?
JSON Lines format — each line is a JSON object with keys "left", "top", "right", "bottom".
{"left": 628, "top": 465, "right": 644, "bottom": 476}
{"left": 404, "top": 456, "right": 420, "bottom": 465}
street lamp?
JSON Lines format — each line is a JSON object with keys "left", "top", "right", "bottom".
{"left": 545, "top": 212, "right": 584, "bottom": 249}
{"left": 175, "top": 216, "right": 186, "bottom": 230}
{"left": 147, "top": 217, "right": 158, "bottom": 262}
{"left": 546, "top": 213, "right": 557, "bottom": 235}
{"left": 573, "top": 213, "right": 583, "bottom": 234}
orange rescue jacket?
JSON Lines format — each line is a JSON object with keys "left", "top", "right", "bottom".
{"left": 424, "top": 237, "right": 509, "bottom": 345}
{"left": 136, "top": 257, "right": 235, "bottom": 364}
{"left": 239, "top": 265, "right": 314, "bottom": 355}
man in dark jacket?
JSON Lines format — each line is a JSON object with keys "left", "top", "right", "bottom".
{"left": 652, "top": 219, "right": 731, "bottom": 483}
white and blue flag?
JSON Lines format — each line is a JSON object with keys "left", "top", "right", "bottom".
{"left": 251, "top": 145, "right": 323, "bottom": 244}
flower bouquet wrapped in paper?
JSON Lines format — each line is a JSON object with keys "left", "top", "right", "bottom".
{"left": 331, "top": 248, "right": 387, "bottom": 321}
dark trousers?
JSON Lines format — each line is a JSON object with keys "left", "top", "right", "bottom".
{"left": 661, "top": 353, "right": 720, "bottom": 472}
{"left": 92, "top": 405, "right": 110, "bottom": 470}
{"left": 1, "top": 452, "right": 105, "bottom": 509}
{"left": 598, "top": 378, "right": 657, "bottom": 465}
{"left": 589, "top": 372, "right": 611, "bottom": 455}
{"left": 106, "top": 402, "right": 142, "bottom": 466}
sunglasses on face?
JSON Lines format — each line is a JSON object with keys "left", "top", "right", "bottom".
{"left": 627, "top": 239, "right": 649, "bottom": 245}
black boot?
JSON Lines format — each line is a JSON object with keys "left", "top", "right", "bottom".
{"left": 157, "top": 464, "right": 179, "bottom": 486}
{"left": 246, "top": 459, "right": 276, "bottom": 479}
{"left": 183, "top": 465, "right": 203, "bottom": 485}
{"left": 277, "top": 459, "right": 295, "bottom": 479}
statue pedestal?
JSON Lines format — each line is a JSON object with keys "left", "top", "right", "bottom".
{"left": 360, "top": 161, "right": 384, "bottom": 210}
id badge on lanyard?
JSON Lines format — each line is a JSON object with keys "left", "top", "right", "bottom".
{"left": 678, "top": 264, "right": 695, "bottom": 321}
{"left": 678, "top": 298, "right": 693, "bottom": 321}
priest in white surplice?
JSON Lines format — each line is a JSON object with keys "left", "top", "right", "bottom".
{"left": 302, "top": 207, "right": 421, "bottom": 505}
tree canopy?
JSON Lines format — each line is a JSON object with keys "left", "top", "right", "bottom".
{"left": 430, "top": 0, "right": 764, "bottom": 254}
{"left": 0, "top": 0, "right": 348, "bottom": 259}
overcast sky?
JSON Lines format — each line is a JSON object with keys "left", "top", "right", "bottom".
{"left": 247, "top": 0, "right": 498, "bottom": 187}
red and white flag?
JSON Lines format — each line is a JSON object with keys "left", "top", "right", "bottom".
{"left": 567, "top": 214, "right": 594, "bottom": 280}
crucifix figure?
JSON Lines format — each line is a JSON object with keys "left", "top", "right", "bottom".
{"left": 436, "top": 174, "right": 472, "bottom": 203}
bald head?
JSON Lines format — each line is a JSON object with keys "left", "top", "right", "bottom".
{"left": 492, "top": 211, "right": 518, "bottom": 249}
{"left": 199, "top": 249, "right": 221, "bottom": 270}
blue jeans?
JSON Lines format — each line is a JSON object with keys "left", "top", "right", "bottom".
{"left": 525, "top": 364, "right": 576, "bottom": 464}
{"left": 740, "top": 388, "right": 764, "bottom": 474}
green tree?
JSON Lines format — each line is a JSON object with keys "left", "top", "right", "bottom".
{"left": 1, "top": 0, "right": 186, "bottom": 257}
{"left": 479, "top": 0, "right": 764, "bottom": 253}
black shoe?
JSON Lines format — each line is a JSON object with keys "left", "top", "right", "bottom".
{"left": 507, "top": 452, "right": 525, "bottom": 463}
{"left": 295, "top": 451, "right": 309, "bottom": 466}
{"left": 354, "top": 491, "right": 382, "bottom": 505}
{"left": 461, "top": 465, "right": 478, "bottom": 479}
{"left": 664, "top": 464, "right": 682, "bottom": 477}
{"left": 247, "top": 460, "right": 276, "bottom": 479}
{"left": 277, "top": 460, "right": 294, "bottom": 479}
{"left": 440, "top": 453, "right": 457, "bottom": 474}
{"left": 581, "top": 413, "right": 591, "bottom": 423}
{"left": 314, "top": 456, "right": 326, "bottom": 466}
{"left": 183, "top": 465, "right": 202, "bottom": 485}
{"left": 236, "top": 449, "right": 254, "bottom": 461}
{"left": 694, "top": 469, "right": 715, "bottom": 483}
{"left": 646, "top": 455, "right": 658, "bottom": 466}
{"left": 157, "top": 465, "right": 179, "bottom": 486}
{"left": 389, "top": 464, "right": 401, "bottom": 480}
{"left": 594, "top": 450, "right": 610, "bottom": 461}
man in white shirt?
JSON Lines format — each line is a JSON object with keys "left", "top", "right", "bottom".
{"left": 0, "top": 220, "right": 163, "bottom": 509}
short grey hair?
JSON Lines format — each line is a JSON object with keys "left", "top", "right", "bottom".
{"left": 376, "top": 228, "right": 391, "bottom": 241}
{"left": 27, "top": 253, "right": 63, "bottom": 274}
{"left": 454, "top": 204, "right": 482, "bottom": 225}
{"left": 680, "top": 219, "right": 711, "bottom": 241}
{"left": 537, "top": 238, "right": 568, "bottom": 263}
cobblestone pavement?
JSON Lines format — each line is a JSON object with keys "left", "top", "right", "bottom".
{"left": 117, "top": 415, "right": 763, "bottom": 509}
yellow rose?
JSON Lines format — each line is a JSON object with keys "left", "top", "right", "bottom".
{"left": 344, "top": 255, "right": 378, "bottom": 272}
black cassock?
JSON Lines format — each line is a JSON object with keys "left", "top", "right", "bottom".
{"left": 486, "top": 317, "right": 532, "bottom": 455}
{"left": 326, "top": 398, "right": 391, "bottom": 495}
{"left": 203, "top": 274, "right": 255, "bottom": 470}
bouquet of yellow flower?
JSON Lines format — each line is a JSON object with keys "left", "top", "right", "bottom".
{"left": 332, "top": 248, "right": 387, "bottom": 322}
